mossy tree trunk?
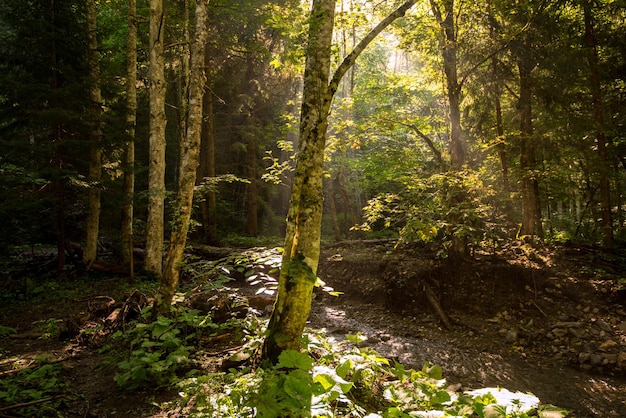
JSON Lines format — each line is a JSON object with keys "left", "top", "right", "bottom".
{"left": 145, "top": 0, "right": 167, "bottom": 277}
{"left": 262, "top": 0, "right": 418, "bottom": 363}
{"left": 154, "top": 0, "right": 208, "bottom": 316}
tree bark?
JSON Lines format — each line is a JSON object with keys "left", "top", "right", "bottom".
{"left": 121, "top": 0, "right": 137, "bottom": 280}
{"left": 262, "top": 0, "right": 336, "bottom": 362}
{"left": 429, "top": 0, "right": 463, "bottom": 170}
{"left": 145, "top": 0, "right": 167, "bottom": 276}
{"left": 84, "top": 0, "right": 102, "bottom": 269}
{"left": 262, "top": 0, "right": 417, "bottom": 363}
{"left": 155, "top": 0, "right": 208, "bottom": 316}
{"left": 492, "top": 58, "right": 509, "bottom": 192}
{"left": 198, "top": 57, "right": 217, "bottom": 244}
{"left": 517, "top": 55, "right": 543, "bottom": 238}
{"left": 583, "top": 1, "right": 613, "bottom": 246}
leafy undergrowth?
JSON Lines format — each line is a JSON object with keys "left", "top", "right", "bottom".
{"left": 103, "top": 301, "right": 567, "bottom": 418}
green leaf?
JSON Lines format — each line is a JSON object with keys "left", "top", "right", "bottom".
{"left": 422, "top": 362, "right": 442, "bottom": 380}
{"left": 313, "top": 373, "right": 335, "bottom": 391}
{"left": 336, "top": 359, "right": 353, "bottom": 379}
{"left": 277, "top": 350, "right": 314, "bottom": 371}
{"left": 430, "top": 389, "right": 451, "bottom": 406}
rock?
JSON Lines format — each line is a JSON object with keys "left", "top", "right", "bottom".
{"left": 569, "top": 328, "right": 585, "bottom": 339}
{"left": 618, "top": 321, "right": 626, "bottom": 332}
{"left": 617, "top": 352, "right": 626, "bottom": 369}
{"left": 599, "top": 339, "right": 618, "bottom": 351}
{"left": 604, "top": 354, "right": 618, "bottom": 364}
{"left": 590, "top": 354, "right": 603, "bottom": 366}
{"left": 552, "top": 328, "right": 568, "bottom": 338}
{"left": 578, "top": 352, "right": 591, "bottom": 364}
{"left": 596, "top": 320, "right": 612, "bottom": 333}
{"left": 505, "top": 329, "right": 518, "bottom": 343}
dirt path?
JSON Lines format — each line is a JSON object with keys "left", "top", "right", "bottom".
{"left": 308, "top": 299, "right": 626, "bottom": 417}
{"left": 312, "top": 244, "right": 626, "bottom": 417}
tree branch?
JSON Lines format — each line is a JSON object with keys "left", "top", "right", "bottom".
{"left": 328, "top": 0, "right": 418, "bottom": 98}
{"left": 380, "top": 117, "right": 446, "bottom": 168}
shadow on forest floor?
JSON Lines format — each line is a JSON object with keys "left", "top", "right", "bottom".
{"left": 0, "top": 241, "right": 625, "bottom": 416}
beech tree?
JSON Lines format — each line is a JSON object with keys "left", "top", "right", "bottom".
{"left": 121, "top": 0, "right": 137, "bottom": 278}
{"left": 83, "top": 0, "right": 103, "bottom": 269}
{"left": 145, "top": 0, "right": 167, "bottom": 276}
{"left": 262, "top": 0, "right": 418, "bottom": 362}
{"left": 155, "top": 0, "right": 209, "bottom": 315}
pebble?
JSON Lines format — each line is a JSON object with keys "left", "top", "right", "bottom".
{"left": 618, "top": 321, "right": 626, "bottom": 332}
{"left": 552, "top": 328, "right": 568, "bottom": 338}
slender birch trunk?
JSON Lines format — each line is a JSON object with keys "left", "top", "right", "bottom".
{"left": 155, "top": 0, "right": 209, "bottom": 316}
{"left": 145, "top": 0, "right": 167, "bottom": 276}
{"left": 84, "top": 0, "right": 102, "bottom": 269}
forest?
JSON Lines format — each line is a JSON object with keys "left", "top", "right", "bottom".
{"left": 1, "top": 0, "right": 625, "bottom": 416}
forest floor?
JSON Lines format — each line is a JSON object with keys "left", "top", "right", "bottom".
{"left": 1, "top": 241, "right": 626, "bottom": 417}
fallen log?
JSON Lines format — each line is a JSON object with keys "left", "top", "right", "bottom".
{"left": 323, "top": 238, "right": 398, "bottom": 249}
{"left": 424, "top": 281, "right": 452, "bottom": 330}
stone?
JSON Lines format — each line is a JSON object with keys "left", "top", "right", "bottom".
{"left": 604, "top": 354, "right": 618, "bottom": 364}
{"left": 505, "top": 329, "right": 518, "bottom": 343}
{"left": 617, "top": 352, "right": 626, "bottom": 369}
{"left": 595, "top": 320, "right": 612, "bottom": 332}
{"left": 578, "top": 352, "right": 590, "bottom": 364}
{"left": 618, "top": 321, "right": 626, "bottom": 332}
{"left": 552, "top": 328, "right": 568, "bottom": 338}
{"left": 599, "top": 339, "right": 618, "bottom": 351}
{"left": 590, "top": 354, "right": 603, "bottom": 366}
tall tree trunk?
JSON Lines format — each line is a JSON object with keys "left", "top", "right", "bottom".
{"left": 492, "top": 58, "right": 509, "bottom": 192}
{"left": 121, "top": 0, "right": 137, "bottom": 280}
{"left": 518, "top": 56, "right": 543, "bottom": 238}
{"left": 84, "top": 0, "right": 102, "bottom": 269}
{"left": 583, "top": 1, "right": 613, "bottom": 246}
{"left": 262, "top": 0, "right": 417, "bottom": 363}
{"left": 430, "top": 0, "right": 464, "bottom": 169}
{"left": 262, "top": 0, "right": 335, "bottom": 363}
{"left": 325, "top": 177, "right": 342, "bottom": 241}
{"left": 155, "top": 0, "right": 208, "bottom": 316}
{"left": 430, "top": 0, "right": 466, "bottom": 258}
{"left": 198, "top": 57, "right": 217, "bottom": 244}
{"left": 145, "top": 0, "right": 167, "bottom": 276}
{"left": 246, "top": 131, "right": 259, "bottom": 236}
{"left": 50, "top": 0, "right": 65, "bottom": 271}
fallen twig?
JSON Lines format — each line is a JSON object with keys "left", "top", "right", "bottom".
{"left": 531, "top": 301, "right": 548, "bottom": 318}
{"left": 0, "top": 394, "right": 71, "bottom": 413}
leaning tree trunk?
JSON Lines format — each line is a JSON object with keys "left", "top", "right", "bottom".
{"left": 262, "top": 0, "right": 336, "bottom": 363}
{"left": 584, "top": 1, "right": 613, "bottom": 246}
{"left": 154, "top": 0, "right": 208, "bottom": 316}
{"left": 145, "top": 0, "right": 167, "bottom": 276}
{"left": 84, "top": 0, "right": 103, "bottom": 269}
{"left": 121, "top": 0, "right": 137, "bottom": 280}
{"left": 262, "top": 0, "right": 418, "bottom": 363}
